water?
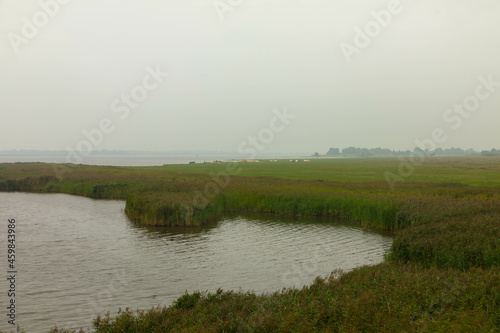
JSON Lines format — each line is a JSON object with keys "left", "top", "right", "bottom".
{"left": 0, "top": 155, "right": 235, "bottom": 166}
{"left": 0, "top": 192, "right": 392, "bottom": 332}
{"left": 0, "top": 154, "right": 309, "bottom": 167}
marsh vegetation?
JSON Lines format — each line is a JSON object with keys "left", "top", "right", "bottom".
{"left": 1, "top": 157, "right": 499, "bottom": 332}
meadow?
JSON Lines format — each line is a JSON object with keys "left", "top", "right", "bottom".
{"left": 0, "top": 156, "right": 499, "bottom": 332}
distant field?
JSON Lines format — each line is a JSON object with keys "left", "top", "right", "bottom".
{"left": 2, "top": 156, "right": 500, "bottom": 232}
{"left": 130, "top": 156, "right": 500, "bottom": 186}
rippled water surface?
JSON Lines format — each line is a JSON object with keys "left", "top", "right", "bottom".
{"left": 0, "top": 192, "right": 392, "bottom": 331}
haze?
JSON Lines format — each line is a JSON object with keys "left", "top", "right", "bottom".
{"left": 1, "top": 0, "right": 499, "bottom": 154}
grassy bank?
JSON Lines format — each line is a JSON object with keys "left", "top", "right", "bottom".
{"left": 2, "top": 159, "right": 500, "bottom": 230}
{"left": 89, "top": 264, "right": 500, "bottom": 332}
{"left": 1, "top": 157, "right": 499, "bottom": 332}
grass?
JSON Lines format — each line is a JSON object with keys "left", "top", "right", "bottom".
{"left": 133, "top": 156, "right": 500, "bottom": 186}
{"left": 0, "top": 156, "right": 499, "bottom": 332}
{"left": 89, "top": 264, "right": 500, "bottom": 332}
{"left": 388, "top": 213, "right": 500, "bottom": 270}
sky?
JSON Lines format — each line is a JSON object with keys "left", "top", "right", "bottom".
{"left": 0, "top": 0, "right": 499, "bottom": 154}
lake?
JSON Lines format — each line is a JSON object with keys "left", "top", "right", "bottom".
{"left": 0, "top": 192, "right": 392, "bottom": 331}
{"left": 0, "top": 154, "right": 308, "bottom": 167}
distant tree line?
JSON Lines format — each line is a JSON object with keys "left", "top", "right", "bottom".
{"left": 312, "top": 147, "right": 500, "bottom": 157}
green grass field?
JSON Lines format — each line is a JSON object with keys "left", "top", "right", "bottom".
{"left": 1, "top": 156, "right": 499, "bottom": 332}
{"left": 132, "top": 156, "right": 500, "bottom": 185}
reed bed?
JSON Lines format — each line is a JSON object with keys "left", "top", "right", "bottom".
{"left": 89, "top": 264, "right": 500, "bottom": 332}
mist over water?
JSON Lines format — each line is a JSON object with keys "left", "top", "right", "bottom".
{"left": 0, "top": 154, "right": 309, "bottom": 166}
{"left": 0, "top": 192, "right": 392, "bottom": 331}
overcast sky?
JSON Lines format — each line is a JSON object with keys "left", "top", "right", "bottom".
{"left": 1, "top": 0, "right": 499, "bottom": 154}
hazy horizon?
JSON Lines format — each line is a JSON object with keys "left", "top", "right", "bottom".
{"left": 0, "top": 145, "right": 497, "bottom": 156}
{"left": 1, "top": 0, "right": 499, "bottom": 155}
